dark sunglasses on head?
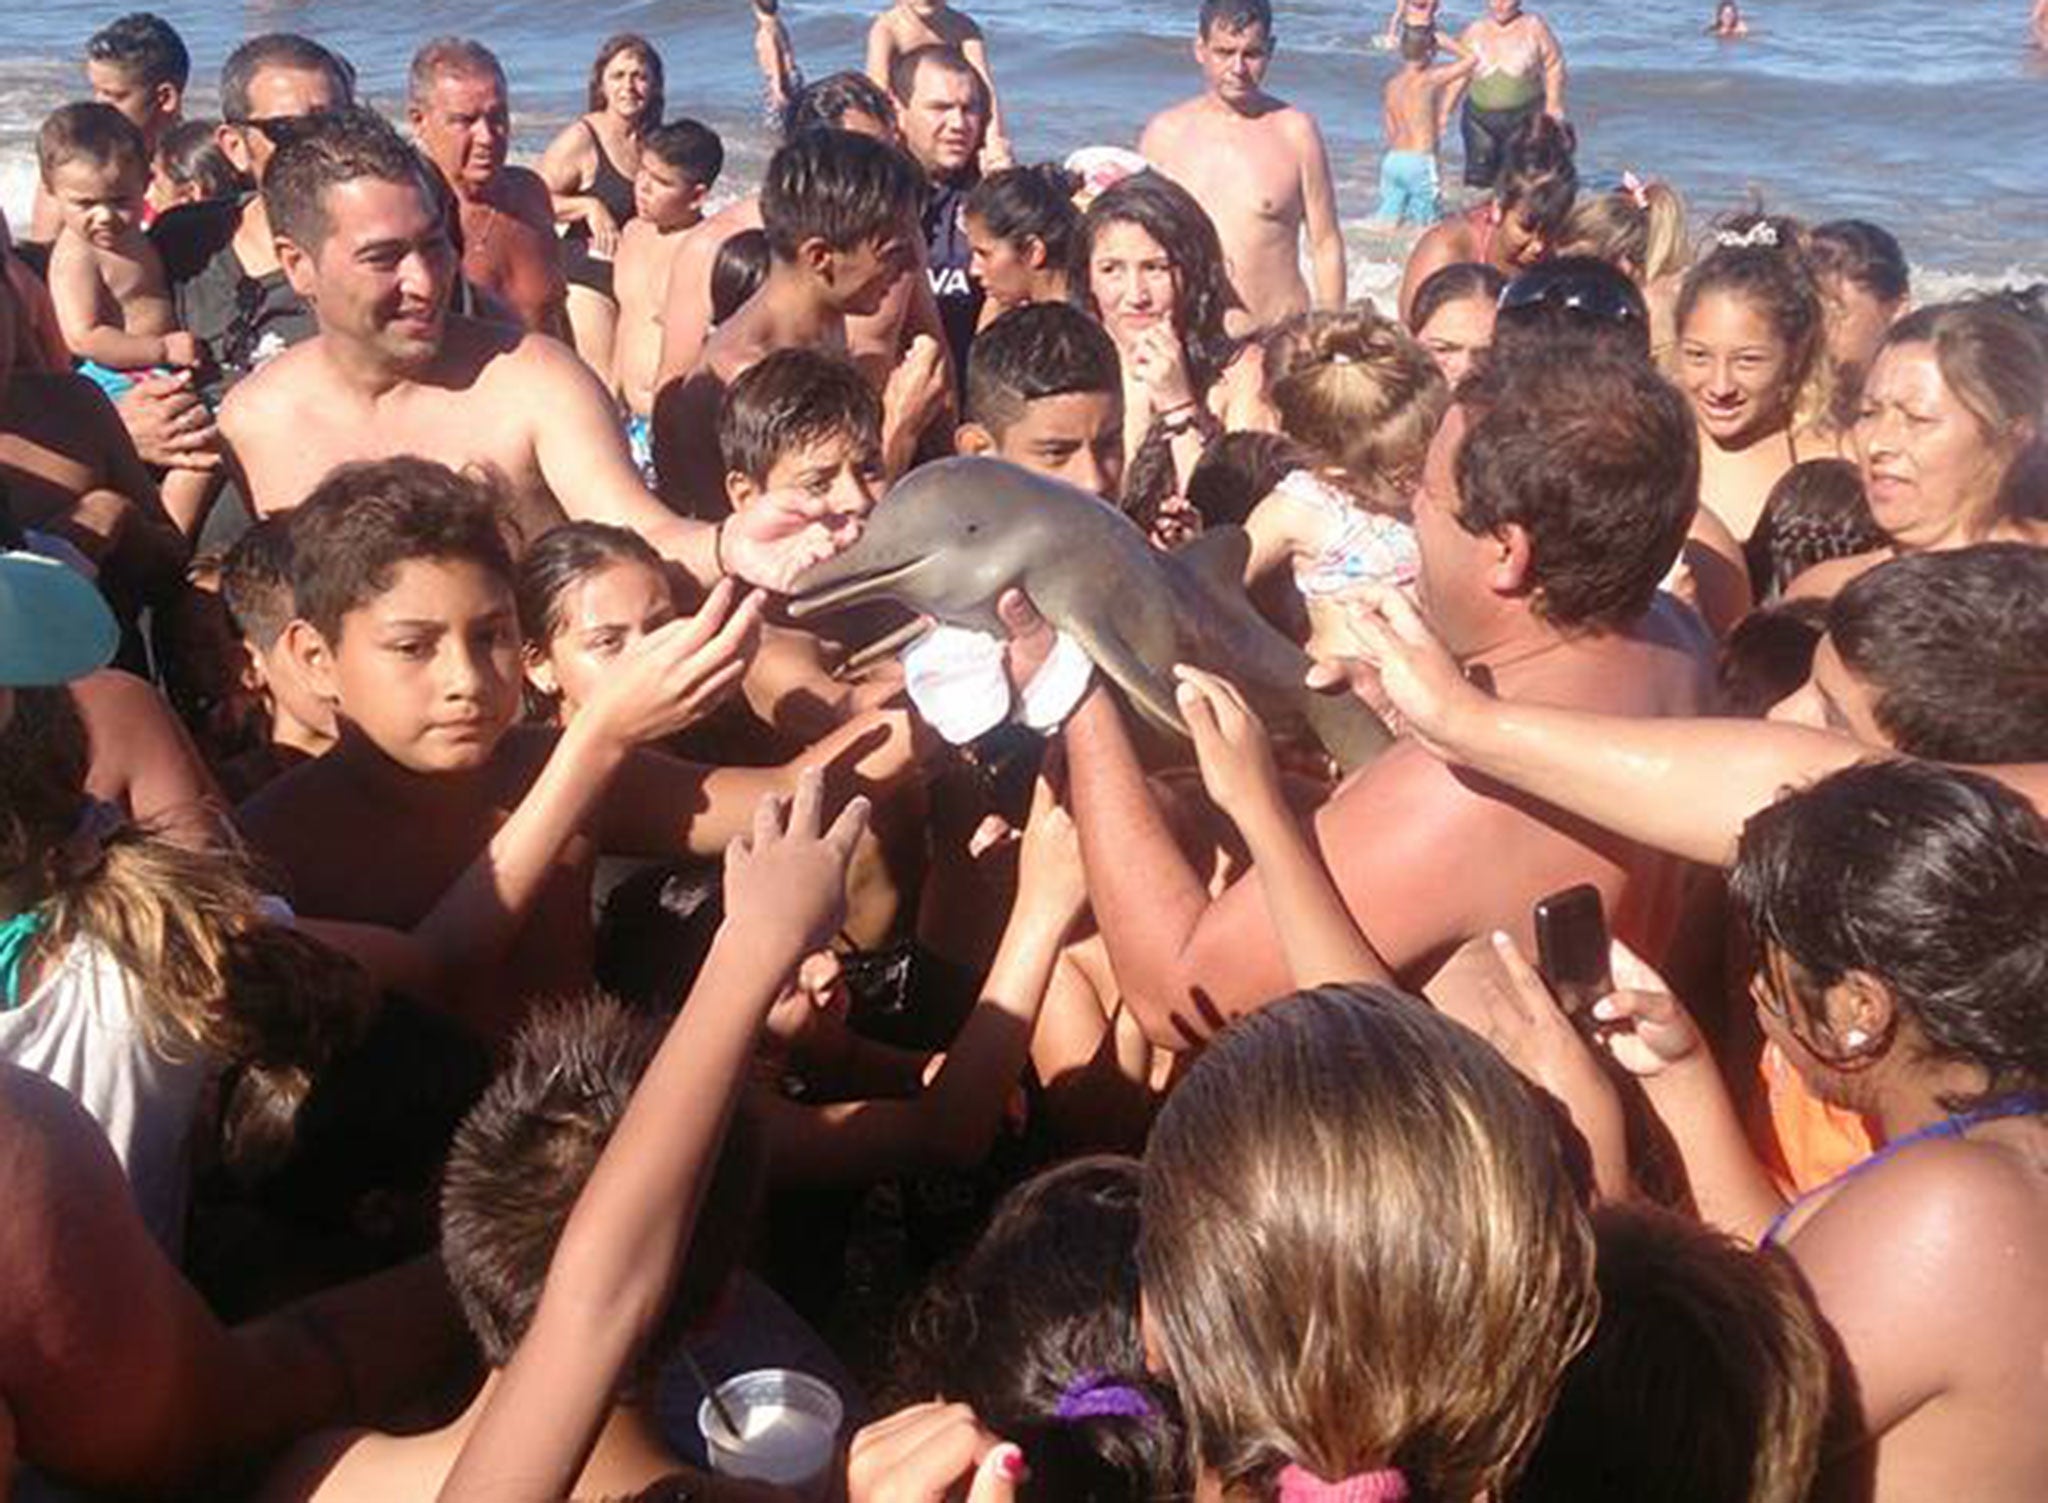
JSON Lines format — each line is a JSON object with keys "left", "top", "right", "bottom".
{"left": 1497, "top": 266, "right": 1646, "bottom": 327}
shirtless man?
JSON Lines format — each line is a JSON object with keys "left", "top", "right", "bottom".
{"left": 652, "top": 72, "right": 951, "bottom": 401}
{"left": 219, "top": 112, "right": 847, "bottom": 594}
{"left": 1001, "top": 342, "right": 1713, "bottom": 1045}
{"left": 1139, "top": 0, "right": 1344, "bottom": 330}
{"left": 406, "top": 37, "right": 567, "bottom": 337}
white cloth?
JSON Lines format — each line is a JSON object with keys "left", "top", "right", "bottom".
{"left": 0, "top": 936, "right": 211, "bottom": 1257}
{"left": 900, "top": 623, "right": 1096, "bottom": 744}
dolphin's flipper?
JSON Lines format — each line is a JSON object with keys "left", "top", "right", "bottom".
{"left": 1302, "top": 685, "right": 1396, "bottom": 772}
{"left": 1071, "top": 622, "right": 1188, "bottom": 738}
{"left": 1173, "top": 526, "right": 1253, "bottom": 591}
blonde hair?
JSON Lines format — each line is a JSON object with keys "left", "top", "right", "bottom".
{"left": 1139, "top": 985, "right": 1598, "bottom": 1501}
{"left": 0, "top": 688, "right": 359, "bottom": 1064}
{"left": 1562, "top": 179, "right": 1689, "bottom": 285}
{"left": 1260, "top": 306, "right": 1448, "bottom": 508}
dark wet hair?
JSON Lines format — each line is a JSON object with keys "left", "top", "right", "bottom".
{"left": 221, "top": 517, "right": 298, "bottom": 651}
{"left": 263, "top": 107, "right": 438, "bottom": 256}
{"left": 1199, "top": 0, "right": 1274, "bottom": 38}
{"left": 1732, "top": 760, "right": 2048, "bottom": 1105}
{"left": 220, "top": 33, "right": 354, "bottom": 125}
{"left": 585, "top": 33, "right": 664, "bottom": 126}
{"left": 1511, "top": 1205, "right": 1829, "bottom": 1503}
{"left": 643, "top": 118, "right": 722, "bottom": 187}
{"left": 440, "top": 994, "right": 766, "bottom": 1369}
{"left": 759, "top": 127, "right": 924, "bottom": 260}
{"left": 1744, "top": 458, "right": 1883, "bottom": 600}
{"left": 85, "top": 12, "right": 190, "bottom": 92}
{"left": 515, "top": 521, "right": 666, "bottom": 649}
{"left": 1409, "top": 262, "right": 1508, "bottom": 335}
{"left": 966, "top": 301, "right": 1121, "bottom": 434}
{"left": 709, "top": 228, "right": 770, "bottom": 326}
{"left": 287, "top": 457, "right": 516, "bottom": 642}
{"left": 1076, "top": 170, "right": 1239, "bottom": 392}
{"left": 1496, "top": 115, "right": 1578, "bottom": 241}
{"left": 780, "top": 70, "right": 896, "bottom": 143}
{"left": 717, "top": 346, "right": 882, "bottom": 486}
{"left": 1185, "top": 430, "right": 1315, "bottom": 528}
{"left": 898, "top": 1157, "right": 1189, "bottom": 1503}
{"left": 1716, "top": 598, "right": 1828, "bottom": 719}
{"left": 37, "top": 101, "right": 147, "bottom": 185}
{"left": 1827, "top": 544, "right": 2048, "bottom": 762}
{"left": 1456, "top": 345, "right": 1698, "bottom": 629}
{"left": 158, "top": 118, "right": 240, "bottom": 199}
{"left": 965, "top": 164, "right": 1083, "bottom": 274}
{"left": 1807, "top": 219, "right": 1909, "bottom": 307}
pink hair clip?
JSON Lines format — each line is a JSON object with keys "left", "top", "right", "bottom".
{"left": 1276, "top": 1464, "right": 1411, "bottom": 1503}
{"left": 1620, "top": 170, "right": 1650, "bottom": 210}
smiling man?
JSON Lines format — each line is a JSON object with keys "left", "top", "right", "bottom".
{"left": 217, "top": 112, "right": 843, "bottom": 594}
{"left": 1139, "top": 0, "right": 1344, "bottom": 329}
{"left": 406, "top": 37, "right": 566, "bottom": 335}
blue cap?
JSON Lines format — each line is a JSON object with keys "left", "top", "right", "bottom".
{"left": 0, "top": 552, "right": 119, "bottom": 687}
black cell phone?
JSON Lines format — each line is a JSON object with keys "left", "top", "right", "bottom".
{"left": 1533, "top": 883, "right": 1612, "bottom": 1018}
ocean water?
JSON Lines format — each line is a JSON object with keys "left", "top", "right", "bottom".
{"left": 3, "top": 0, "right": 2044, "bottom": 301}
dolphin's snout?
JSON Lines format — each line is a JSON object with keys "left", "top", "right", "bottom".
{"left": 786, "top": 553, "right": 933, "bottom": 620}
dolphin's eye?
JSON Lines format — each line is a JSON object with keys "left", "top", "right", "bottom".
{"left": 964, "top": 523, "right": 979, "bottom": 535}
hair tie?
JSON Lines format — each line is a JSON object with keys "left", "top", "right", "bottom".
{"left": 1053, "top": 1372, "right": 1156, "bottom": 1423}
{"left": 1326, "top": 352, "right": 1355, "bottom": 366}
{"left": 1276, "top": 1464, "right": 1411, "bottom": 1503}
{"left": 1620, "top": 170, "right": 1649, "bottom": 210}
{"left": 1715, "top": 222, "right": 1779, "bottom": 250}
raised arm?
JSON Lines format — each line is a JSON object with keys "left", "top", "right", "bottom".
{"left": 1174, "top": 666, "right": 1390, "bottom": 990}
{"left": 762, "top": 768, "right": 1085, "bottom": 1181}
{"left": 1297, "top": 116, "right": 1347, "bottom": 310}
{"left": 864, "top": 15, "right": 897, "bottom": 90}
{"left": 1537, "top": 17, "right": 1567, "bottom": 117}
{"left": 1329, "top": 585, "right": 1873, "bottom": 865}
{"left": 438, "top": 775, "right": 868, "bottom": 1503}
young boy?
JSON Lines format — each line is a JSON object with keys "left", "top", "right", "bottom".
{"left": 650, "top": 127, "right": 925, "bottom": 518}
{"left": 38, "top": 102, "right": 212, "bottom": 533}
{"left": 956, "top": 301, "right": 1124, "bottom": 503}
{"left": 218, "top": 516, "right": 339, "bottom": 799}
{"left": 27, "top": 11, "right": 191, "bottom": 241}
{"left": 716, "top": 346, "right": 907, "bottom": 744}
{"left": 1372, "top": 25, "right": 1475, "bottom": 230}
{"left": 864, "top": 0, "right": 1010, "bottom": 166}
{"left": 238, "top": 455, "right": 920, "bottom": 1039}
{"left": 612, "top": 119, "right": 726, "bottom": 452}
{"left": 249, "top": 996, "right": 769, "bottom": 1503}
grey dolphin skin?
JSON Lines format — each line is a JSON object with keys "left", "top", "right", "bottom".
{"left": 787, "top": 456, "right": 1393, "bottom": 770}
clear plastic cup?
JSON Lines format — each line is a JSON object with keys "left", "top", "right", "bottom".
{"left": 697, "top": 1368, "right": 844, "bottom": 1500}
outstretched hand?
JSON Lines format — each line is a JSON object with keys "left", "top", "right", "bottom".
{"left": 1174, "top": 664, "right": 1286, "bottom": 827}
{"left": 848, "top": 1402, "right": 1022, "bottom": 1503}
{"left": 580, "top": 578, "right": 763, "bottom": 748}
{"left": 722, "top": 489, "right": 872, "bottom": 594}
{"left": 1309, "top": 584, "right": 1483, "bottom": 757}
{"left": 724, "top": 767, "right": 871, "bottom": 960}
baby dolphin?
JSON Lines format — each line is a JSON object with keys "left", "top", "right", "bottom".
{"left": 788, "top": 456, "right": 1392, "bottom": 770}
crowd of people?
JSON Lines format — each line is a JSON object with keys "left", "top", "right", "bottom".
{"left": 3, "top": 2, "right": 2048, "bottom": 1501}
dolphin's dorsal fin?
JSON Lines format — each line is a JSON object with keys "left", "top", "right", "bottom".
{"left": 1174, "top": 526, "right": 1253, "bottom": 590}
